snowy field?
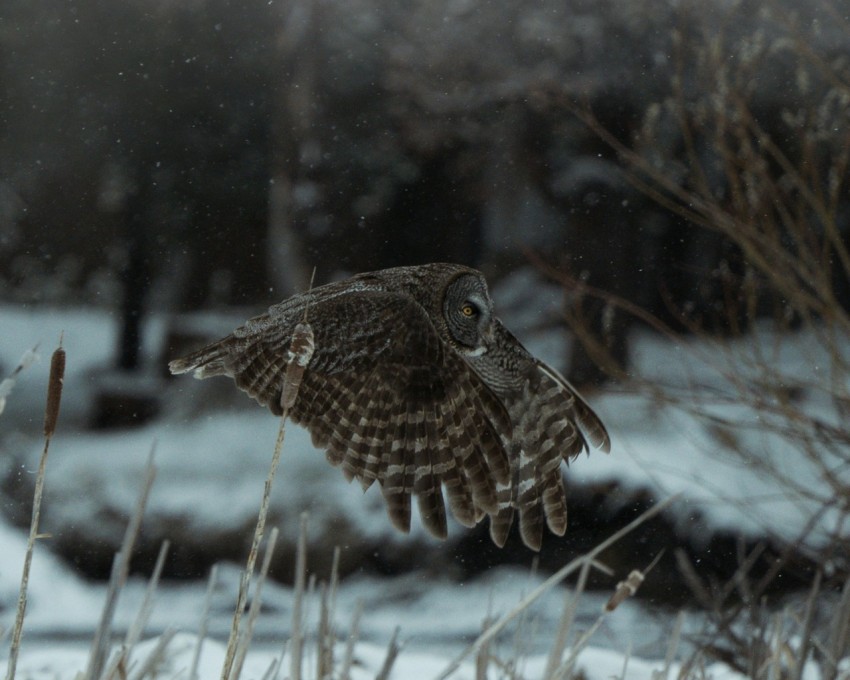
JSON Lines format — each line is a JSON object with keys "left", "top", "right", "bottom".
{"left": 0, "top": 273, "right": 845, "bottom": 678}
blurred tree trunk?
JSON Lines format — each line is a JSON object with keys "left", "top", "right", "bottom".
{"left": 117, "top": 180, "right": 150, "bottom": 371}
{"left": 481, "top": 104, "right": 563, "bottom": 274}
{"left": 267, "top": 0, "right": 319, "bottom": 295}
{"left": 559, "top": 161, "right": 636, "bottom": 386}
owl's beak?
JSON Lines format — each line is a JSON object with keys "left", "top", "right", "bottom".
{"left": 466, "top": 324, "right": 493, "bottom": 357}
{"left": 482, "top": 324, "right": 496, "bottom": 345}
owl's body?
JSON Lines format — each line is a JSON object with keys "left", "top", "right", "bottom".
{"left": 169, "top": 263, "right": 610, "bottom": 550}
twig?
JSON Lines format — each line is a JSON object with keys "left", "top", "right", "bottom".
{"left": 5, "top": 340, "right": 64, "bottom": 680}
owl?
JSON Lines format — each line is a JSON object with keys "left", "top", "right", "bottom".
{"left": 169, "top": 263, "right": 610, "bottom": 550}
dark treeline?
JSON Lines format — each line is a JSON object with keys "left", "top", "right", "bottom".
{"left": 1, "top": 0, "right": 848, "bottom": 383}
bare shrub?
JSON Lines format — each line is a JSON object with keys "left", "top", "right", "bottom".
{"left": 554, "top": 2, "right": 850, "bottom": 676}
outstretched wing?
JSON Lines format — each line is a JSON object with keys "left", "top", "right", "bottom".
{"left": 169, "top": 289, "right": 513, "bottom": 539}
{"left": 468, "top": 320, "right": 611, "bottom": 551}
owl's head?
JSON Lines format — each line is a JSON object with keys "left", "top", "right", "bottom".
{"left": 443, "top": 272, "right": 494, "bottom": 350}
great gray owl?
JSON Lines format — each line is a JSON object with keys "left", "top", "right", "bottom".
{"left": 169, "top": 263, "right": 610, "bottom": 550}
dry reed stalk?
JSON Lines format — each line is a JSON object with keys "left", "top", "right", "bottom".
{"left": 374, "top": 626, "right": 402, "bottom": 680}
{"left": 338, "top": 600, "right": 363, "bottom": 680}
{"left": 824, "top": 572, "right": 850, "bottom": 679}
{"left": 506, "top": 557, "right": 542, "bottom": 677}
{"left": 190, "top": 564, "right": 220, "bottom": 680}
{"left": 85, "top": 447, "right": 158, "bottom": 680}
{"left": 475, "top": 612, "right": 495, "bottom": 680}
{"left": 543, "top": 558, "right": 592, "bottom": 678}
{"left": 316, "top": 583, "right": 331, "bottom": 679}
{"left": 618, "top": 641, "right": 633, "bottom": 680}
{"left": 5, "top": 340, "right": 65, "bottom": 680}
{"left": 221, "top": 321, "right": 314, "bottom": 680}
{"left": 271, "top": 641, "right": 289, "bottom": 680}
{"left": 289, "top": 513, "right": 309, "bottom": 680}
{"left": 220, "top": 415, "right": 286, "bottom": 680}
{"left": 554, "top": 611, "right": 605, "bottom": 680}
{"left": 231, "top": 528, "right": 279, "bottom": 680}
{"left": 260, "top": 658, "right": 280, "bottom": 680}
{"left": 433, "top": 495, "right": 678, "bottom": 680}
{"left": 126, "top": 540, "right": 170, "bottom": 647}
{"left": 127, "top": 628, "right": 177, "bottom": 680}
{"left": 791, "top": 570, "right": 821, "bottom": 680}
{"left": 316, "top": 547, "right": 340, "bottom": 680}
{"left": 101, "top": 539, "right": 171, "bottom": 680}
{"left": 660, "top": 611, "right": 685, "bottom": 679}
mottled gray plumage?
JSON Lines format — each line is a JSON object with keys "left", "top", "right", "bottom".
{"left": 169, "top": 263, "right": 610, "bottom": 550}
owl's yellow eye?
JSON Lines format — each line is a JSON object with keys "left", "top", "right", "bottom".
{"left": 461, "top": 304, "right": 476, "bottom": 317}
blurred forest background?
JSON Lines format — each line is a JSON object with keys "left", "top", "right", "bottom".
{"left": 2, "top": 0, "right": 848, "bottom": 388}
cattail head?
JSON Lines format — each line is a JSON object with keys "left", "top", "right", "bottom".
{"left": 604, "top": 569, "right": 645, "bottom": 612}
{"left": 44, "top": 342, "right": 66, "bottom": 438}
{"left": 280, "top": 322, "right": 315, "bottom": 412}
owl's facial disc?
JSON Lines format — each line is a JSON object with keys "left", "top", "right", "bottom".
{"left": 444, "top": 275, "right": 493, "bottom": 349}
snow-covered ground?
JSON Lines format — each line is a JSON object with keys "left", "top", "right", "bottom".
{"left": 0, "top": 271, "right": 846, "bottom": 678}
